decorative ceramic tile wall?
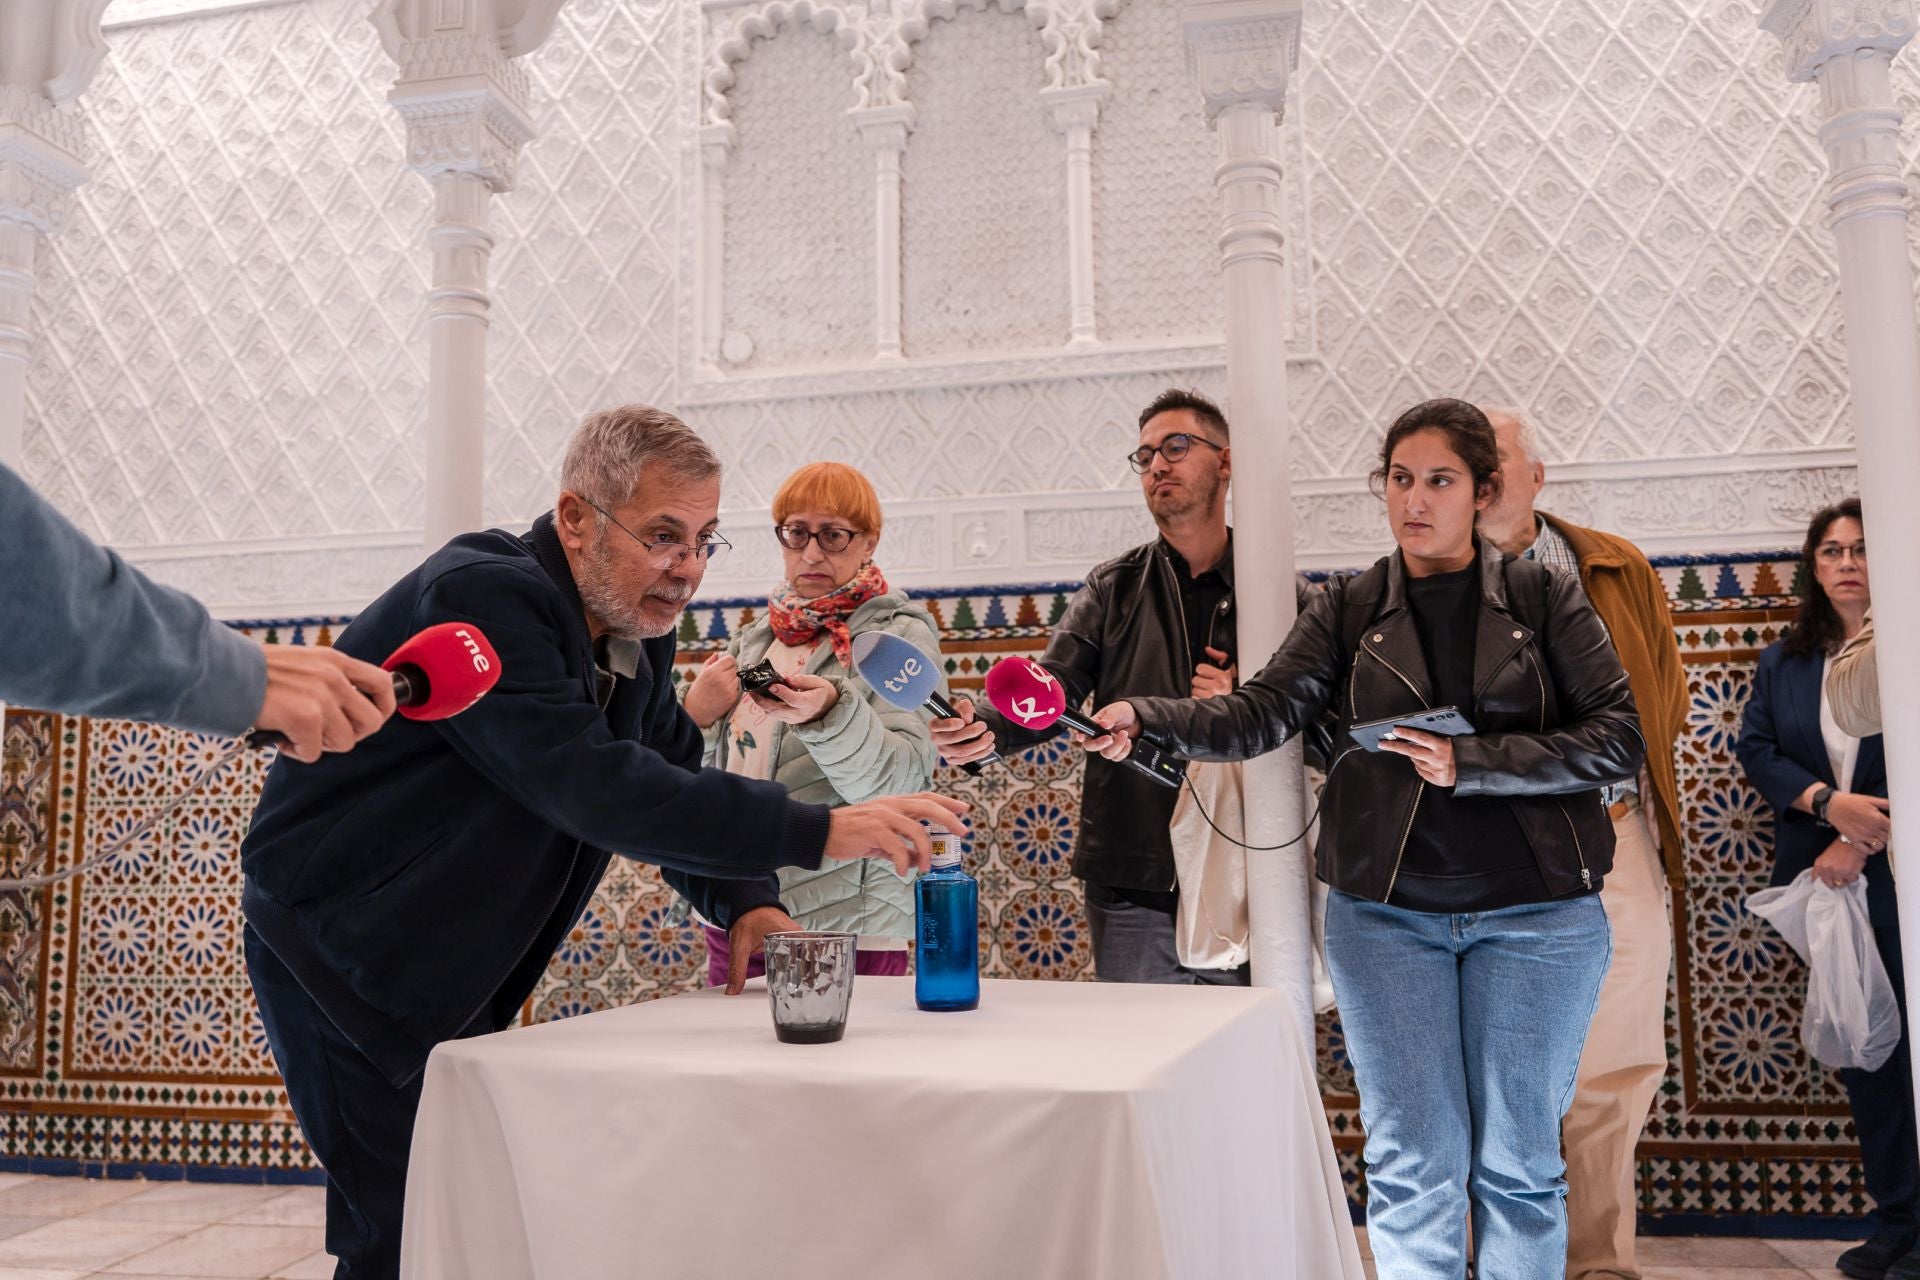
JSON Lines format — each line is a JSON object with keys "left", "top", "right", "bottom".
{"left": 0, "top": 559, "right": 1888, "bottom": 1228}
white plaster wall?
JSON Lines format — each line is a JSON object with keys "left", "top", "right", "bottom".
{"left": 18, "top": 0, "right": 1883, "bottom": 614}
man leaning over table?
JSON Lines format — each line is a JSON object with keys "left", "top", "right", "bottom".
{"left": 239, "top": 404, "right": 966, "bottom": 1280}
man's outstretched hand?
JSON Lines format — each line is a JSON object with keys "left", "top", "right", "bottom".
{"left": 823, "top": 794, "right": 971, "bottom": 876}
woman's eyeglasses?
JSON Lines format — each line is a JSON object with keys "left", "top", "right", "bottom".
{"left": 1815, "top": 541, "right": 1867, "bottom": 564}
{"left": 775, "top": 524, "right": 860, "bottom": 553}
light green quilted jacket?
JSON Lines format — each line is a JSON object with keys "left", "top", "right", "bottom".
{"left": 700, "top": 591, "right": 946, "bottom": 939}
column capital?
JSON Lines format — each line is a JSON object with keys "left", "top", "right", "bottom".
{"left": 372, "top": 0, "right": 563, "bottom": 192}
{"left": 1040, "top": 81, "right": 1109, "bottom": 134}
{"left": 850, "top": 104, "right": 915, "bottom": 152}
{"left": 699, "top": 121, "right": 737, "bottom": 169}
{"left": 1183, "top": 0, "right": 1302, "bottom": 124}
{"left": 1761, "top": 0, "right": 1918, "bottom": 83}
{"left": 0, "top": 0, "right": 114, "bottom": 107}
{"left": 0, "top": 88, "right": 90, "bottom": 234}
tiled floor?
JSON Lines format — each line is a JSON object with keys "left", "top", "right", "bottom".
{"left": 0, "top": 1173, "right": 1875, "bottom": 1278}
{"left": 0, "top": 1175, "right": 325, "bottom": 1279}
{"left": 1347, "top": 1230, "right": 1866, "bottom": 1280}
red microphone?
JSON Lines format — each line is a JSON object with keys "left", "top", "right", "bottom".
{"left": 383, "top": 621, "right": 500, "bottom": 720}
{"left": 982, "top": 657, "right": 1186, "bottom": 788}
{"left": 246, "top": 623, "right": 501, "bottom": 749}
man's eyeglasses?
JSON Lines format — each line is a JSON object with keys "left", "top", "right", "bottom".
{"left": 1128, "top": 433, "right": 1225, "bottom": 474}
{"left": 1816, "top": 541, "right": 1867, "bottom": 564}
{"left": 586, "top": 500, "right": 730, "bottom": 567}
{"left": 774, "top": 524, "right": 860, "bottom": 553}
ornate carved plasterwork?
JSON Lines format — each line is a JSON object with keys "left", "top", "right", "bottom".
{"left": 1762, "top": 0, "right": 1919, "bottom": 83}
{"left": 100, "top": 0, "right": 296, "bottom": 27}
{"left": 703, "top": 0, "right": 1122, "bottom": 129}
{"left": 1183, "top": 2, "right": 1302, "bottom": 122}
{"left": 704, "top": 1, "right": 868, "bottom": 126}
{"left": 373, "top": 29, "right": 536, "bottom": 191}
{"left": 0, "top": 96, "right": 89, "bottom": 234}
{"left": 41, "top": 0, "right": 115, "bottom": 106}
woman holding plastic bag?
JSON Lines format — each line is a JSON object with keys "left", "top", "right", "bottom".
{"left": 1737, "top": 498, "right": 1914, "bottom": 1280}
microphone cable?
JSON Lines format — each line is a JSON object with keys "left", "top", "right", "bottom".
{"left": 0, "top": 738, "right": 254, "bottom": 890}
{"left": 1164, "top": 743, "right": 1362, "bottom": 853}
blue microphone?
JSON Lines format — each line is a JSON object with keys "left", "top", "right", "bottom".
{"left": 851, "top": 631, "right": 1001, "bottom": 775}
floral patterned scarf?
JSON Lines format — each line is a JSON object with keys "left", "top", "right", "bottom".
{"left": 766, "top": 561, "right": 890, "bottom": 669}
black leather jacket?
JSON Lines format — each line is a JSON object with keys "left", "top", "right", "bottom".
{"left": 1130, "top": 542, "right": 1645, "bottom": 903}
{"left": 983, "top": 538, "right": 1248, "bottom": 891}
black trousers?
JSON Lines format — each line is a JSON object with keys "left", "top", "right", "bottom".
{"left": 1082, "top": 880, "right": 1252, "bottom": 986}
{"left": 246, "top": 926, "right": 494, "bottom": 1280}
{"left": 1842, "top": 918, "right": 1920, "bottom": 1232}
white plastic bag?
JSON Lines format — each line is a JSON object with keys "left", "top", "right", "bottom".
{"left": 1747, "top": 869, "right": 1901, "bottom": 1072}
{"left": 1168, "top": 761, "right": 1251, "bottom": 970}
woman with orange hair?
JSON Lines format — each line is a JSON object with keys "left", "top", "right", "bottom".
{"left": 681, "top": 462, "right": 948, "bottom": 992}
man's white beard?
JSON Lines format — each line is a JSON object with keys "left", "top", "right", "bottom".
{"left": 577, "top": 535, "right": 688, "bottom": 640}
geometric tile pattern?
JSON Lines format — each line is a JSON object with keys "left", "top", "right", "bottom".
{"left": 0, "top": 556, "right": 1889, "bottom": 1220}
{"left": 0, "top": 544, "right": 1887, "bottom": 1222}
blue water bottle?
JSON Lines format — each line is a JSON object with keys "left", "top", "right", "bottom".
{"left": 915, "top": 828, "right": 979, "bottom": 1011}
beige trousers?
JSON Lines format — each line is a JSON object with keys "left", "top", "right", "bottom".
{"left": 1563, "top": 805, "right": 1672, "bottom": 1280}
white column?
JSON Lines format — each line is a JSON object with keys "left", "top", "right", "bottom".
{"left": 0, "top": 0, "right": 107, "bottom": 470}
{"left": 0, "top": 1, "right": 110, "bottom": 728}
{"left": 1763, "top": 0, "right": 1920, "bottom": 1115}
{"left": 373, "top": 1, "right": 558, "bottom": 550}
{"left": 853, "top": 105, "right": 914, "bottom": 363}
{"left": 1042, "top": 84, "right": 1107, "bottom": 348}
{"left": 1186, "top": 0, "right": 1308, "bottom": 1040}
{"left": 698, "top": 122, "right": 733, "bottom": 370}
{"left": 423, "top": 169, "right": 494, "bottom": 547}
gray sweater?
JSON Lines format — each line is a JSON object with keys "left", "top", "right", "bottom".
{"left": 0, "top": 462, "right": 265, "bottom": 733}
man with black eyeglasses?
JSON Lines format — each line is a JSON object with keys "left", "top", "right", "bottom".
{"left": 240, "top": 405, "right": 965, "bottom": 1278}
{"left": 933, "top": 387, "right": 1270, "bottom": 984}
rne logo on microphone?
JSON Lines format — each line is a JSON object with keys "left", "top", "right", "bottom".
{"left": 1010, "top": 696, "right": 1046, "bottom": 725}
{"left": 1024, "top": 660, "right": 1055, "bottom": 688}
{"left": 882, "top": 655, "right": 922, "bottom": 694}
{"left": 455, "top": 628, "right": 492, "bottom": 674}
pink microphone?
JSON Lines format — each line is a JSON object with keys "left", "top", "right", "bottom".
{"left": 981, "top": 657, "right": 1186, "bottom": 787}
{"left": 983, "top": 657, "right": 1068, "bottom": 731}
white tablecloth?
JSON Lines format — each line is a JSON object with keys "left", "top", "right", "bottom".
{"left": 401, "top": 977, "right": 1363, "bottom": 1280}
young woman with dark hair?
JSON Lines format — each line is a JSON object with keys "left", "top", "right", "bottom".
{"left": 1082, "top": 398, "right": 1644, "bottom": 1278}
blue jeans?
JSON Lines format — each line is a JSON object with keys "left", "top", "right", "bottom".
{"left": 1325, "top": 891, "right": 1612, "bottom": 1280}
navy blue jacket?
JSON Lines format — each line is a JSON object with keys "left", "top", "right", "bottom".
{"left": 241, "top": 515, "right": 830, "bottom": 1086}
{"left": 1736, "top": 641, "right": 1893, "bottom": 927}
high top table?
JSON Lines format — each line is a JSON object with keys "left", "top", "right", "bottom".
{"left": 400, "top": 976, "right": 1363, "bottom": 1279}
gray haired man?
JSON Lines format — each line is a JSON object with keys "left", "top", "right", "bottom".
{"left": 241, "top": 405, "right": 964, "bottom": 1278}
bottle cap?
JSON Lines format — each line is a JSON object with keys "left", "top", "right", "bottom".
{"left": 928, "top": 827, "right": 963, "bottom": 869}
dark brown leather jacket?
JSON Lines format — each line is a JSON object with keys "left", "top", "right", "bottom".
{"left": 1130, "top": 541, "right": 1646, "bottom": 903}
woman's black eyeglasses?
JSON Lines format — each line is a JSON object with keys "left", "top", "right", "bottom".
{"left": 774, "top": 524, "right": 860, "bottom": 553}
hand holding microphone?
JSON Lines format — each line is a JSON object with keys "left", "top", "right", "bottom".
{"left": 851, "top": 631, "right": 1002, "bottom": 774}
{"left": 0, "top": 623, "right": 505, "bottom": 891}
{"left": 982, "top": 658, "right": 1184, "bottom": 787}
{"left": 249, "top": 622, "right": 502, "bottom": 759}
{"left": 1083, "top": 701, "right": 1143, "bottom": 761}
{"left": 929, "top": 696, "right": 997, "bottom": 767}
{"left": 255, "top": 646, "right": 398, "bottom": 762}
